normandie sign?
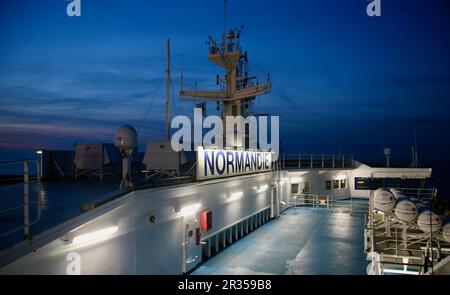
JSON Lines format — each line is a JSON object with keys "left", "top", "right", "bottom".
{"left": 196, "top": 147, "right": 273, "bottom": 181}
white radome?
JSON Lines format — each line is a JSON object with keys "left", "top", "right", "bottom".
{"left": 115, "top": 125, "right": 138, "bottom": 151}
{"left": 373, "top": 189, "right": 395, "bottom": 212}
{"left": 417, "top": 210, "right": 441, "bottom": 233}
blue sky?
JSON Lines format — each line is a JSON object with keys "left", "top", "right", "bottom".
{"left": 1, "top": 0, "right": 450, "bottom": 168}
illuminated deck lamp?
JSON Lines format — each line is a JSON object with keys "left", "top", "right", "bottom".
{"left": 174, "top": 203, "right": 202, "bottom": 216}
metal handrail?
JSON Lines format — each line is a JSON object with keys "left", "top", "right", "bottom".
{"left": 0, "top": 159, "right": 42, "bottom": 240}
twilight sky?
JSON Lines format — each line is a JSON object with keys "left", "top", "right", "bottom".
{"left": 1, "top": 0, "right": 450, "bottom": 169}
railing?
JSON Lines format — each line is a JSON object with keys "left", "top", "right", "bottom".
{"left": 328, "top": 196, "right": 369, "bottom": 215}
{"left": 181, "top": 82, "right": 225, "bottom": 92}
{"left": 287, "top": 193, "right": 369, "bottom": 215}
{"left": 0, "top": 160, "right": 41, "bottom": 240}
{"left": 288, "top": 193, "right": 320, "bottom": 210}
{"left": 281, "top": 154, "right": 354, "bottom": 170}
{"left": 393, "top": 188, "right": 438, "bottom": 204}
{"left": 364, "top": 187, "right": 447, "bottom": 275}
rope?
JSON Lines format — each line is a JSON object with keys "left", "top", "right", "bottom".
{"left": 137, "top": 71, "right": 167, "bottom": 132}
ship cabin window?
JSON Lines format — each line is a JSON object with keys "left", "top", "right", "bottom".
{"left": 340, "top": 179, "right": 347, "bottom": 189}
{"left": 326, "top": 179, "right": 347, "bottom": 190}
{"left": 371, "top": 178, "right": 384, "bottom": 190}
{"left": 354, "top": 177, "right": 427, "bottom": 190}
{"left": 355, "top": 178, "right": 370, "bottom": 190}
{"left": 303, "top": 181, "right": 311, "bottom": 193}
{"left": 326, "top": 181, "right": 332, "bottom": 190}
{"left": 291, "top": 183, "right": 299, "bottom": 194}
{"left": 332, "top": 180, "right": 339, "bottom": 190}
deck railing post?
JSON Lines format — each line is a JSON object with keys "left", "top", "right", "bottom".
{"left": 321, "top": 155, "right": 324, "bottom": 168}
{"left": 23, "top": 161, "right": 30, "bottom": 240}
{"left": 35, "top": 160, "right": 41, "bottom": 183}
{"left": 310, "top": 155, "right": 313, "bottom": 168}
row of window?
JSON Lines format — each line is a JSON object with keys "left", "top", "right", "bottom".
{"left": 290, "top": 177, "right": 427, "bottom": 192}
{"left": 325, "top": 179, "right": 347, "bottom": 190}
{"left": 355, "top": 177, "right": 427, "bottom": 190}
{"left": 290, "top": 181, "right": 310, "bottom": 194}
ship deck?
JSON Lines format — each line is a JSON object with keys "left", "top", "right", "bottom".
{"left": 1, "top": 179, "right": 369, "bottom": 275}
{"left": 193, "top": 207, "right": 368, "bottom": 275}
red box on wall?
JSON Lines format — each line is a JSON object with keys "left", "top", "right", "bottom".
{"left": 201, "top": 210, "right": 212, "bottom": 231}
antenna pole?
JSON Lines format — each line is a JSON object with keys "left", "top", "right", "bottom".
{"left": 414, "top": 119, "right": 419, "bottom": 167}
{"left": 166, "top": 39, "right": 171, "bottom": 142}
{"left": 224, "top": 0, "right": 227, "bottom": 37}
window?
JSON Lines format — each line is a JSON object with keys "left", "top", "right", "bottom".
{"left": 332, "top": 180, "right": 339, "bottom": 190}
{"left": 355, "top": 177, "right": 370, "bottom": 190}
{"left": 340, "top": 179, "right": 347, "bottom": 189}
{"left": 372, "top": 178, "right": 384, "bottom": 190}
{"left": 291, "top": 183, "right": 299, "bottom": 194}
{"left": 326, "top": 179, "right": 347, "bottom": 190}
{"left": 354, "top": 177, "right": 427, "bottom": 190}
{"left": 303, "top": 181, "right": 311, "bottom": 193}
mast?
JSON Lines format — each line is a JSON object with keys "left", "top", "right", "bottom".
{"left": 179, "top": 26, "right": 271, "bottom": 148}
{"left": 224, "top": 0, "right": 227, "bottom": 38}
{"left": 166, "top": 39, "right": 171, "bottom": 142}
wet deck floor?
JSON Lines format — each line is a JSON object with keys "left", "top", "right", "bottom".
{"left": 193, "top": 207, "right": 368, "bottom": 275}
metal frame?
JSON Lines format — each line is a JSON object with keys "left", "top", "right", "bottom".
{"left": 365, "top": 187, "right": 449, "bottom": 275}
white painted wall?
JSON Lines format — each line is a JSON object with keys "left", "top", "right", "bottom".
{"left": 285, "top": 162, "right": 432, "bottom": 200}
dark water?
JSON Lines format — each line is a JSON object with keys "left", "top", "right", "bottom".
{"left": 0, "top": 179, "right": 121, "bottom": 250}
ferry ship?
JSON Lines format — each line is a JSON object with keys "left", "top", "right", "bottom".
{"left": 0, "top": 19, "right": 449, "bottom": 276}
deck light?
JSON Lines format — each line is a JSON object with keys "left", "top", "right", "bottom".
{"left": 227, "top": 191, "right": 243, "bottom": 202}
{"left": 72, "top": 226, "right": 118, "bottom": 246}
{"left": 177, "top": 203, "right": 201, "bottom": 216}
{"left": 255, "top": 185, "right": 269, "bottom": 193}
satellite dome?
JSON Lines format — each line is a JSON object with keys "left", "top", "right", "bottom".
{"left": 115, "top": 125, "right": 137, "bottom": 150}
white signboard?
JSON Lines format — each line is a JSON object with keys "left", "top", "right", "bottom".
{"left": 196, "top": 147, "right": 273, "bottom": 180}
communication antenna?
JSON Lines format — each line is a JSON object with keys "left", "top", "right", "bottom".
{"left": 115, "top": 125, "right": 138, "bottom": 189}
{"left": 224, "top": 0, "right": 227, "bottom": 37}
{"left": 166, "top": 39, "right": 171, "bottom": 142}
{"left": 410, "top": 120, "right": 420, "bottom": 168}
{"left": 384, "top": 147, "right": 391, "bottom": 167}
